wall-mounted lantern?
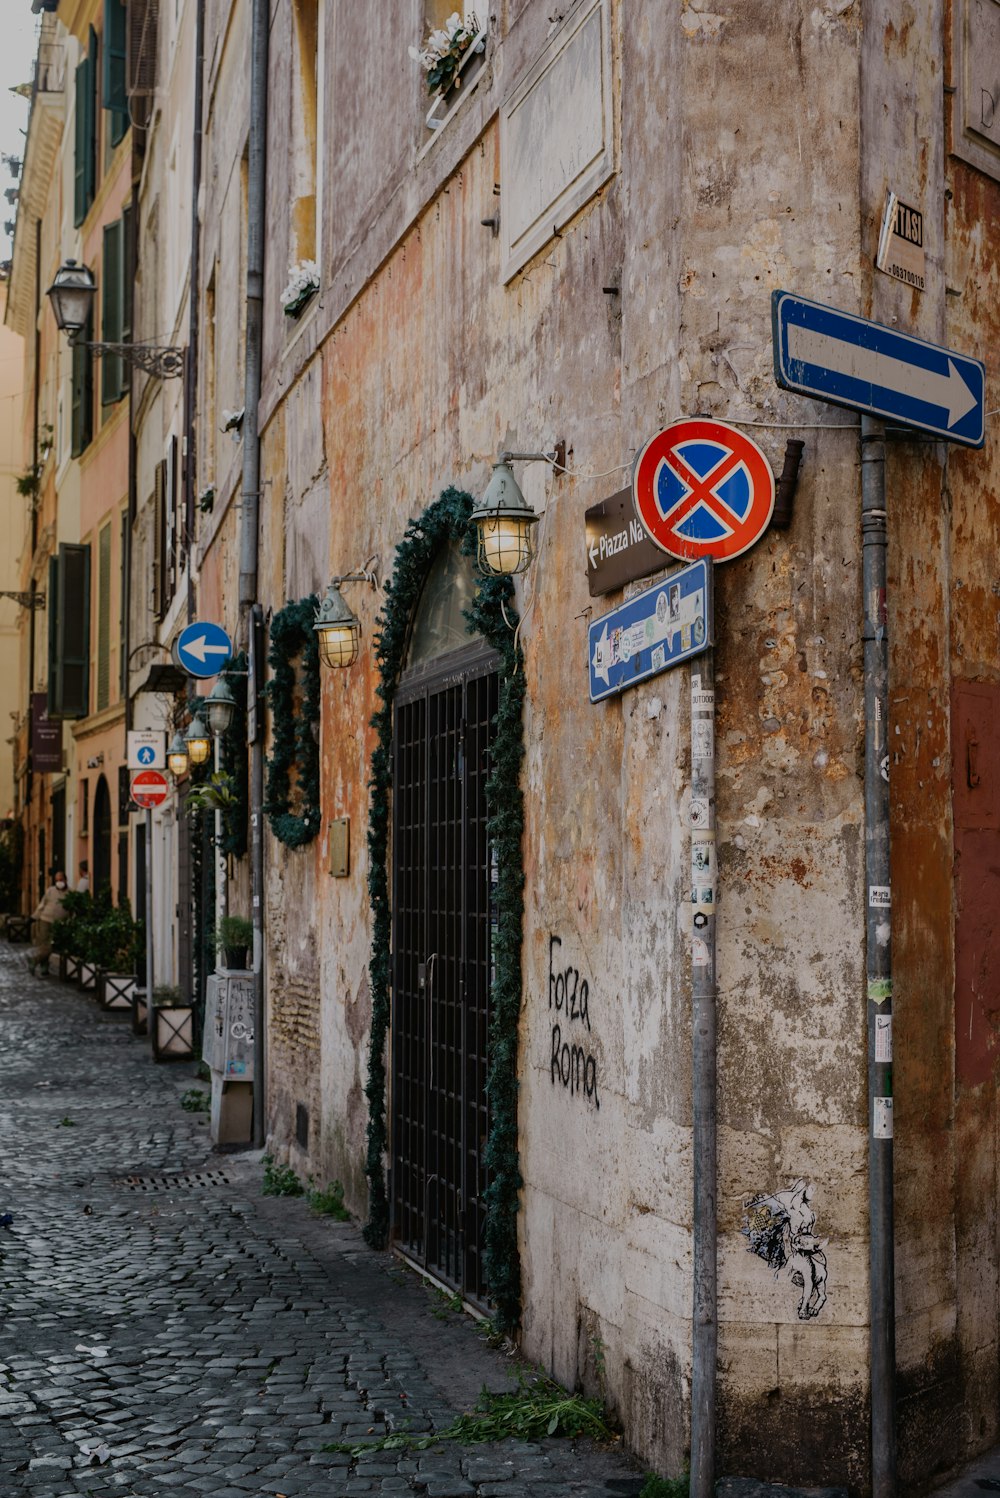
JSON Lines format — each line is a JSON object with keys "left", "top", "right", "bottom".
{"left": 314, "top": 567, "right": 379, "bottom": 670}
{"left": 469, "top": 447, "right": 562, "bottom": 576}
{"left": 184, "top": 713, "right": 212, "bottom": 766}
{"left": 47, "top": 257, "right": 185, "bottom": 379}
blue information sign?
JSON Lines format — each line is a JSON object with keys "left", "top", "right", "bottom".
{"left": 173, "top": 620, "right": 234, "bottom": 679}
{"left": 772, "top": 290, "right": 986, "bottom": 448}
{"left": 588, "top": 558, "right": 713, "bottom": 704}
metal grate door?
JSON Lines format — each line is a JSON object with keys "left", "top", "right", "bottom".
{"left": 392, "top": 650, "right": 499, "bottom": 1305}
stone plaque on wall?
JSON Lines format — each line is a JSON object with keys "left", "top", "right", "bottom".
{"left": 500, "top": 0, "right": 614, "bottom": 281}
{"left": 952, "top": 0, "right": 1000, "bottom": 179}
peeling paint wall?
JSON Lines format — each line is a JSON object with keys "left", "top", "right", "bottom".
{"left": 188, "top": 0, "right": 1000, "bottom": 1489}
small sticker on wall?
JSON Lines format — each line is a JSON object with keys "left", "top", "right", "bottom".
{"left": 692, "top": 719, "right": 714, "bottom": 762}
{"left": 873, "top": 1097, "right": 893, "bottom": 1138}
{"left": 690, "top": 797, "right": 710, "bottom": 829}
{"left": 875, "top": 1014, "right": 892, "bottom": 1064}
{"left": 692, "top": 936, "right": 711, "bottom": 967}
{"left": 868, "top": 886, "right": 891, "bottom": 908}
{"left": 867, "top": 977, "right": 892, "bottom": 1004}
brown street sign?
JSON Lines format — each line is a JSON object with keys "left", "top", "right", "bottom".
{"left": 585, "top": 486, "right": 666, "bottom": 597}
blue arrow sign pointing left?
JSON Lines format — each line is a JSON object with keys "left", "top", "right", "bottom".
{"left": 174, "top": 620, "right": 234, "bottom": 679}
{"left": 772, "top": 290, "right": 986, "bottom": 448}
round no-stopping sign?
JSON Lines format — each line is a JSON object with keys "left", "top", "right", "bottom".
{"left": 130, "top": 769, "right": 169, "bottom": 809}
{"left": 633, "top": 418, "right": 775, "bottom": 563}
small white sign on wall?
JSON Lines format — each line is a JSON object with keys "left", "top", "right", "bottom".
{"left": 500, "top": 0, "right": 614, "bottom": 282}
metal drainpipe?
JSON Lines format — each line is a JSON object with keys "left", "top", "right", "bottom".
{"left": 690, "top": 647, "right": 718, "bottom": 1498}
{"left": 240, "top": 0, "right": 270, "bottom": 1150}
{"left": 861, "top": 413, "right": 896, "bottom": 1497}
{"left": 26, "top": 217, "right": 42, "bottom": 893}
{"left": 184, "top": 0, "right": 205, "bottom": 632}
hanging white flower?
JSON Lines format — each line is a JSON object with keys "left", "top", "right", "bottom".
{"left": 280, "top": 259, "right": 321, "bottom": 312}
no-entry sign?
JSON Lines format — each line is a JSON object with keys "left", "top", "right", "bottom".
{"left": 129, "top": 769, "right": 169, "bottom": 809}
{"left": 633, "top": 418, "right": 775, "bottom": 563}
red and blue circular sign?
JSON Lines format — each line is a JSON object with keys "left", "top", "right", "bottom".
{"left": 632, "top": 418, "right": 775, "bottom": 563}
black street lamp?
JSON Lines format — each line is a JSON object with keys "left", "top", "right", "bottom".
{"left": 46, "top": 258, "right": 185, "bottom": 380}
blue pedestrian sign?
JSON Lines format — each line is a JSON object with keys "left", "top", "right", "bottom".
{"left": 589, "top": 558, "right": 713, "bottom": 704}
{"left": 772, "top": 290, "right": 986, "bottom": 448}
{"left": 173, "top": 620, "right": 234, "bottom": 679}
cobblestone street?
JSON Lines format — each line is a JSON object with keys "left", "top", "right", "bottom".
{"left": 0, "top": 942, "right": 643, "bottom": 1498}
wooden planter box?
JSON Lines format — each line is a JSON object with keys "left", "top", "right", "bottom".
{"left": 5, "top": 915, "right": 32, "bottom": 943}
{"left": 79, "top": 962, "right": 97, "bottom": 991}
{"left": 48, "top": 953, "right": 63, "bottom": 978}
{"left": 99, "top": 973, "right": 135, "bottom": 1011}
{"left": 64, "top": 954, "right": 81, "bottom": 983}
{"left": 152, "top": 1004, "right": 195, "bottom": 1060}
{"left": 132, "top": 988, "right": 148, "bottom": 1036}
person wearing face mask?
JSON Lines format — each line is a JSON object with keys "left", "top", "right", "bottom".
{"left": 30, "top": 871, "right": 69, "bottom": 977}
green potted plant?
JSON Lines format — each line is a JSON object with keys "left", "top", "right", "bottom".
{"left": 151, "top": 983, "right": 195, "bottom": 1061}
{"left": 217, "top": 915, "right": 252, "bottom": 971}
{"left": 94, "top": 903, "right": 141, "bottom": 1011}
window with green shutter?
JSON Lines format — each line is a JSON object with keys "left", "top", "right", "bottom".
{"left": 73, "top": 29, "right": 97, "bottom": 226}
{"left": 103, "top": 0, "right": 128, "bottom": 146}
{"left": 71, "top": 319, "right": 94, "bottom": 455}
{"left": 47, "top": 543, "right": 92, "bottom": 720}
{"left": 101, "top": 218, "right": 124, "bottom": 405}
{"left": 97, "top": 523, "right": 111, "bottom": 711}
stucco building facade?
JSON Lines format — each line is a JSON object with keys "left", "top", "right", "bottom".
{"left": 12, "top": 1, "right": 1000, "bottom": 1493}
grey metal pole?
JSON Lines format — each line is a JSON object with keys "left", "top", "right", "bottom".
{"left": 240, "top": 0, "right": 269, "bottom": 1149}
{"left": 690, "top": 642, "right": 717, "bottom": 1498}
{"left": 144, "top": 808, "right": 154, "bottom": 1051}
{"left": 861, "top": 414, "right": 896, "bottom": 1497}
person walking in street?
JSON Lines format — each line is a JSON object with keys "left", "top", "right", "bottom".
{"left": 76, "top": 860, "right": 90, "bottom": 894}
{"left": 30, "top": 871, "right": 68, "bottom": 977}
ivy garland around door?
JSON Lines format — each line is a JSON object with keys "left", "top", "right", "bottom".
{"left": 263, "top": 595, "right": 322, "bottom": 849}
{"left": 364, "top": 487, "right": 526, "bottom": 1335}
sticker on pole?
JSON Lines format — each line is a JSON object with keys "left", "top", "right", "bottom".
{"left": 129, "top": 769, "right": 169, "bottom": 809}
{"left": 632, "top": 418, "right": 775, "bottom": 563}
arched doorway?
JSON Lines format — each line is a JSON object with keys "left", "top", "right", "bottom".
{"left": 93, "top": 775, "right": 113, "bottom": 899}
{"left": 391, "top": 538, "right": 500, "bottom": 1304}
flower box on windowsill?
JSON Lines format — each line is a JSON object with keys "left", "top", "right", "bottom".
{"left": 283, "top": 286, "right": 317, "bottom": 320}
{"left": 424, "top": 24, "right": 487, "bottom": 132}
{"left": 99, "top": 973, "right": 135, "bottom": 1012}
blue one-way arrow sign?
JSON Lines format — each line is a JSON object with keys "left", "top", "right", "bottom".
{"left": 173, "top": 620, "right": 233, "bottom": 679}
{"left": 772, "top": 290, "right": 986, "bottom": 448}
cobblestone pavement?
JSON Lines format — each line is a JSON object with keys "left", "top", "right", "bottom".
{"left": 0, "top": 941, "right": 646, "bottom": 1498}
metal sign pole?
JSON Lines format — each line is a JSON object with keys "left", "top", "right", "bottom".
{"left": 861, "top": 414, "right": 896, "bottom": 1496}
{"left": 144, "top": 807, "right": 154, "bottom": 1054}
{"left": 690, "top": 620, "right": 717, "bottom": 1498}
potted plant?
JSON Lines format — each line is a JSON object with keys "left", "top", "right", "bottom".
{"left": 51, "top": 889, "right": 90, "bottom": 982}
{"left": 217, "top": 915, "right": 252, "bottom": 971}
{"left": 151, "top": 983, "right": 195, "bottom": 1061}
{"left": 409, "top": 10, "right": 484, "bottom": 100}
{"left": 279, "top": 260, "right": 320, "bottom": 319}
{"left": 94, "top": 903, "right": 141, "bottom": 1011}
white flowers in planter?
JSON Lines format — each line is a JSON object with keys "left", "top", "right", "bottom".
{"left": 409, "top": 11, "right": 483, "bottom": 98}
{"left": 280, "top": 259, "right": 320, "bottom": 318}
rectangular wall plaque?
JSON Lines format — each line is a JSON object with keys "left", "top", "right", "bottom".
{"left": 329, "top": 817, "right": 350, "bottom": 877}
{"left": 500, "top": 0, "right": 614, "bottom": 281}
{"left": 952, "top": 0, "right": 1000, "bottom": 180}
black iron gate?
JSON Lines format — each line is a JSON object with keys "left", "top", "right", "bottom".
{"left": 392, "top": 643, "right": 499, "bottom": 1304}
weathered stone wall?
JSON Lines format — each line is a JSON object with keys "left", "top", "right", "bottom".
{"left": 201, "top": 0, "right": 1000, "bottom": 1489}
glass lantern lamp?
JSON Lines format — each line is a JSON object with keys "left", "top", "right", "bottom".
{"left": 184, "top": 712, "right": 212, "bottom": 766}
{"left": 166, "top": 731, "right": 190, "bottom": 779}
{"left": 468, "top": 459, "right": 540, "bottom": 576}
{"left": 314, "top": 579, "right": 361, "bottom": 669}
{"left": 206, "top": 677, "right": 237, "bottom": 736}
{"left": 45, "top": 258, "right": 96, "bottom": 337}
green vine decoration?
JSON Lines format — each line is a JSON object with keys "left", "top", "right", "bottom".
{"left": 221, "top": 652, "right": 249, "bottom": 858}
{"left": 264, "top": 596, "right": 321, "bottom": 848}
{"left": 364, "top": 487, "right": 526, "bottom": 1335}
